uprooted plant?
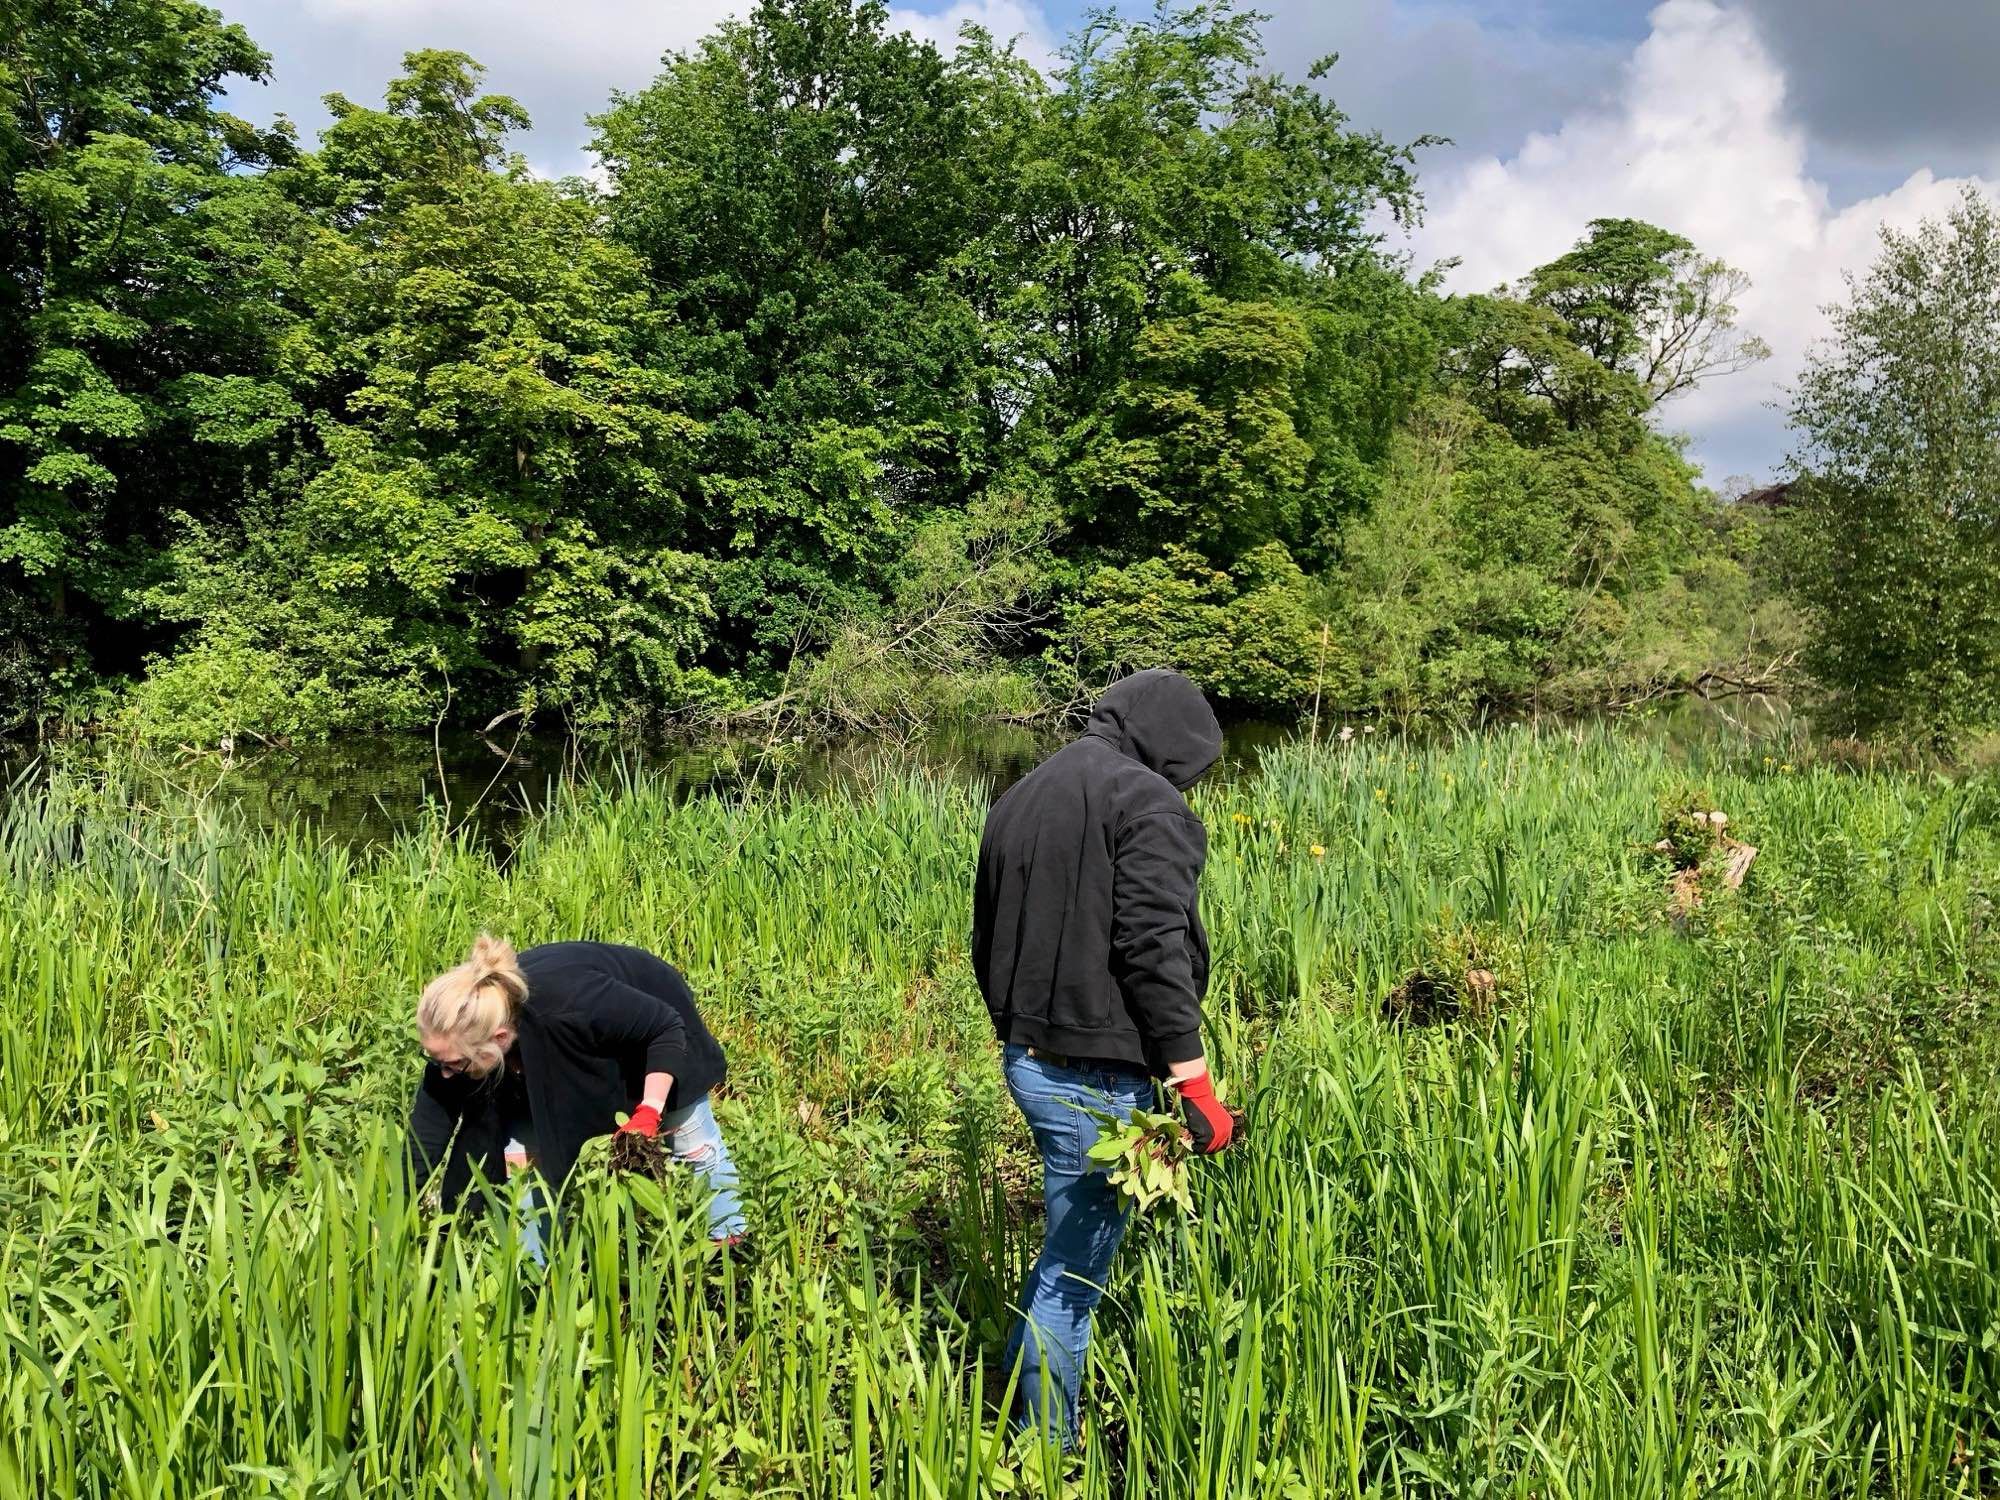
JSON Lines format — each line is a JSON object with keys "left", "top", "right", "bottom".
{"left": 1083, "top": 1083, "right": 1246, "bottom": 1215}
{"left": 1086, "top": 1105, "right": 1196, "bottom": 1214}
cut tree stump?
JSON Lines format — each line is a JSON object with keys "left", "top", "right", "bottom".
{"left": 1667, "top": 834, "right": 1758, "bottom": 919}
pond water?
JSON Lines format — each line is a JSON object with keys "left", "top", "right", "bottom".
{"left": 3, "top": 696, "right": 1795, "bottom": 849}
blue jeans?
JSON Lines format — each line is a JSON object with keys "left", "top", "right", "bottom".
{"left": 658, "top": 1095, "right": 748, "bottom": 1240}
{"left": 512, "top": 1094, "right": 748, "bottom": 1264}
{"left": 1002, "top": 1043, "right": 1154, "bottom": 1444}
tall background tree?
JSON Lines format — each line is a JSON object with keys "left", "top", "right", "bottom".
{"left": 0, "top": 0, "right": 297, "bottom": 727}
{"left": 127, "top": 52, "right": 721, "bottom": 741}
{"left": 592, "top": 0, "right": 1018, "bottom": 674}
{"left": 1523, "top": 217, "right": 1769, "bottom": 406}
{"left": 1785, "top": 189, "right": 2000, "bottom": 751}
{"left": 1298, "top": 217, "right": 1769, "bottom": 714}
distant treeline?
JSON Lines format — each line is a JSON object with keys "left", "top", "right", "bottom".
{"left": 5, "top": 0, "right": 1985, "bottom": 746}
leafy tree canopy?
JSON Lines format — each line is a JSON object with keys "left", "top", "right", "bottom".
{"left": 0, "top": 0, "right": 299, "bottom": 706}
{"left": 1523, "top": 217, "right": 1768, "bottom": 404}
{"left": 0, "top": 0, "right": 1819, "bottom": 739}
{"left": 1784, "top": 189, "right": 2000, "bottom": 751}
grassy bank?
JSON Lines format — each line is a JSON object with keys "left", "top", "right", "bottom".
{"left": 3, "top": 729, "right": 1998, "bottom": 1496}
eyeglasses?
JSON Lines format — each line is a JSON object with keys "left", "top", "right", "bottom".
{"left": 424, "top": 1047, "right": 470, "bottom": 1078}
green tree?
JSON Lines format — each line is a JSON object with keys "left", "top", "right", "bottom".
{"left": 1327, "top": 218, "right": 1764, "bottom": 713}
{"left": 1444, "top": 291, "right": 1650, "bottom": 443}
{"left": 1070, "top": 288, "right": 1314, "bottom": 561}
{"left": 1523, "top": 217, "right": 1768, "bottom": 405}
{"left": 0, "top": 0, "right": 299, "bottom": 716}
{"left": 979, "top": 3, "right": 1433, "bottom": 566}
{"left": 1445, "top": 218, "right": 1765, "bottom": 441}
{"left": 1326, "top": 398, "right": 1709, "bottom": 711}
{"left": 594, "top": 0, "right": 1020, "bottom": 672}
{"left": 1066, "top": 541, "right": 1322, "bottom": 708}
{"left": 1785, "top": 188, "right": 2000, "bottom": 750}
{"left": 132, "top": 52, "right": 721, "bottom": 739}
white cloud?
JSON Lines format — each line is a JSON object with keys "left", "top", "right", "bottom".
{"left": 221, "top": 0, "right": 1062, "bottom": 175}
{"left": 888, "top": 0, "right": 1060, "bottom": 73}
{"left": 277, "top": 0, "right": 741, "bottom": 74}
{"left": 1403, "top": 0, "right": 1998, "bottom": 482}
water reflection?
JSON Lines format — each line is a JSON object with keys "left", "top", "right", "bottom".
{"left": 5, "top": 722, "right": 1071, "bottom": 849}
{"left": 3, "top": 694, "right": 1795, "bottom": 849}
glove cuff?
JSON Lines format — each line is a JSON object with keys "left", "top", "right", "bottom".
{"left": 1172, "top": 1071, "right": 1217, "bottom": 1103}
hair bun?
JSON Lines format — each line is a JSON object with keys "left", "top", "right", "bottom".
{"left": 462, "top": 932, "right": 529, "bottom": 1013}
{"left": 466, "top": 931, "right": 518, "bottom": 982}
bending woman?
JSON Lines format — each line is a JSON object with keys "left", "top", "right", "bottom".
{"left": 407, "top": 935, "right": 746, "bottom": 1248}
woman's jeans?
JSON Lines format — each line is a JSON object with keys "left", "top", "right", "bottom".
{"left": 658, "top": 1096, "right": 749, "bottom": 1240}
{"left": 513, "top": 1095, "right": 748, "bottom": 1264}
{"left": 1001, "top": 1043, "right": 1153, "bottom": 1444}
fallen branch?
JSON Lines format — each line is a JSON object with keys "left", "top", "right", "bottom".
{"left": 710, "top": 523, "right": 1054, "bottom": 736}
{"left": 1690, "top": 652, "right": 1800, "bottom": 700}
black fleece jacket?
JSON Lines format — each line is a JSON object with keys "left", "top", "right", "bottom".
{"left": 972, "top": 669, "right": 1224, "bottom": 1075}
{"left": 407, "top": 942, "right": 726, "bottom": 1209}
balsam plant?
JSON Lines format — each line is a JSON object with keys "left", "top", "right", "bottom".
{"left": 1086, "top": 1105, "right": 1198, "bottom": 1215}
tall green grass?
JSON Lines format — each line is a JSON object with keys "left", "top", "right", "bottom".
{"left": 2, "top": 728, "right": 1997, "bottom": 1496}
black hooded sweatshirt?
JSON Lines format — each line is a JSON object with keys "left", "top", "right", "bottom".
{"left": 972, "top": 669, "right": 1224, "bottom": 1074}
{"left": 407, "top": 942, "right": 726, "bottom": 1210}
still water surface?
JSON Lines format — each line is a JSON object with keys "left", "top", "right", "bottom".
{"left": 5, "top": 698, "right": 1792, "bottom": 849}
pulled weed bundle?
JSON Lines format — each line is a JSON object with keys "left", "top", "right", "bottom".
{"left": 1088, "top": 1104, "right": 1197, "bottom": 1213}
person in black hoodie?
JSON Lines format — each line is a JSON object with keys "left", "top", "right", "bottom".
{"left": 972, "top": 668, "right": 1241, "bottom": 1445}
{"left": 407, "top": 935, "right": 745, "bottom": 1254}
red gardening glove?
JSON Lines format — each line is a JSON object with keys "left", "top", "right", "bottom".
{"left": 1171, "top": 1072, "right": 1241, "bottom": 1155}
{"left": 620, "top": 1103, "right": 661, "bottom": 1137}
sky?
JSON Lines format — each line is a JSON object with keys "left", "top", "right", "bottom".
{"left": 212, "top": 0, "right": 2000, "bottom": 490}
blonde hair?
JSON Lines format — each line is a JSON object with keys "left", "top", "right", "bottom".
{"left": 417, "top": 933, "right": 529, "bottom": 1077}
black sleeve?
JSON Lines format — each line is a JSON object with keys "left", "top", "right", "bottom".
{"left": 408, "top": 1068, "right": 460, "bottom": 1183}
{"left": 971, "top": 827, "right": 994, "bottom": 1000}
{"left": 570, "top": 965, "right": 691, "bottom": 1079}
{"left": 1110, "top": 808, "right": 1208, "bottom": 1063}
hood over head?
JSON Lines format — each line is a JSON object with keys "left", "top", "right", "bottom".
{"left": 1085, "top": 669, "right": 1223, "bottom": 790}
